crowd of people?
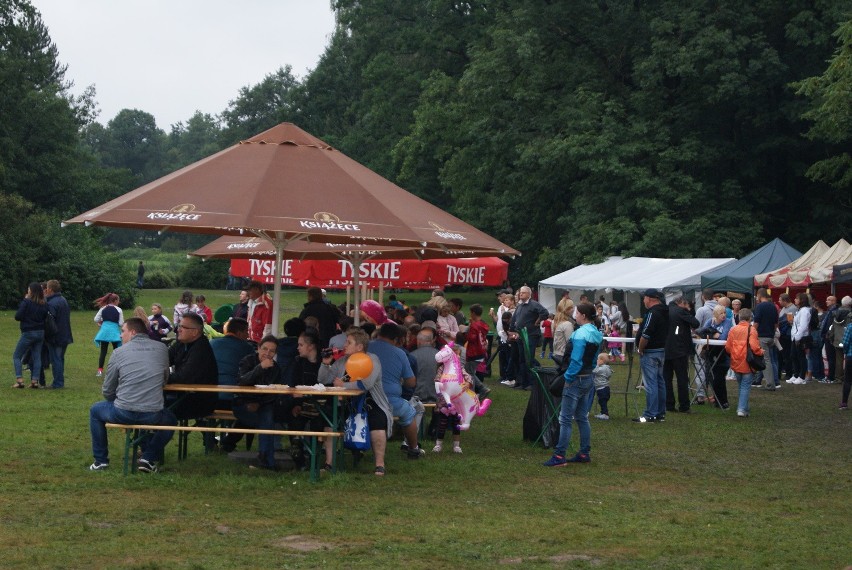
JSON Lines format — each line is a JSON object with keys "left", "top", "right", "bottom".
{"left": 84, "top": 283, "right": 502, "bottom": 475}
{"left": 11, "top": 277, "right": 850, "bottom": 476}
{"left": 541, "top": 287, "right": 852, "bottom": 469}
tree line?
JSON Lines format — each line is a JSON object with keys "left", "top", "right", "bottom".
{"left": 1, "top": 0, "right": 850, "bottom": 307}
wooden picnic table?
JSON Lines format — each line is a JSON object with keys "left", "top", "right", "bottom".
{"left": 165, "top": 383, "right": 365, "bottom": 474}
{"left": 165, "top": 383, "right": 364, "bottom": 431}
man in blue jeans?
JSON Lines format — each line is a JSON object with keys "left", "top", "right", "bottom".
{"left": 634, "top": 289, "right": 669, "bottom": 423}
{"left": 543, "top": 303, "right": 601, "bottom": 466}
{"left": 43, "top": 280, "right": 73, "bottom": 389}
{"left": 89, "top": 317, "right": 176, "bottom": 473}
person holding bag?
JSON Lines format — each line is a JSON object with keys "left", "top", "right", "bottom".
{"left": 318, "top": 328, "right": 391, "bottom": 476}
{"left": 725, "top": 308, "right": 764, "bottom": 418}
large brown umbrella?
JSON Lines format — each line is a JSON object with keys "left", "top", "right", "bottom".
{"left": 65, "top": 122, "right": 518, "bottom": 331}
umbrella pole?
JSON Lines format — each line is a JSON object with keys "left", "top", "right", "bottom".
{"left": 346, "top": 286, "right": 351, "bottom": 316}
{"left": 352, "top": 258, "right": 361, "bottom": 326}
{"left": 271, "top": 235, "right": 284, "bottom": 336}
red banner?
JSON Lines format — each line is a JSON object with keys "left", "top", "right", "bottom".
{"left": 230, "top": 257, "right": 507, "bottom": 289}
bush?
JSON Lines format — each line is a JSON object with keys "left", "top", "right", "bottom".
{"left": 0, "top": 198, "right": 135, "bottom": 310}
{"left": 177, "top": 257, "right": 229, "bottom": 289}
{"left": 143, "top": 269, "right": 177, "bottom": 289}
{"left": 160, "top": 237, "right": 183, "bottom": 252}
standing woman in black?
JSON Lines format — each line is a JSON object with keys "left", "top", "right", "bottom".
{"left": 12, "top": 282, "right": 48, "bottom": 389}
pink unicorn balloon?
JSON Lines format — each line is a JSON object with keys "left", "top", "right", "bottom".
{"left": 435, "top": 342, "right": 492, "bottom": 430}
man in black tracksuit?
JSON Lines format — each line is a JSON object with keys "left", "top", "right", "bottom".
{"left": 664, "top": 296, "right": 699, "bottom": 413}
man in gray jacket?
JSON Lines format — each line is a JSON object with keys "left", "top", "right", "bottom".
{"left": 88, "top": 317, "right": 176, "bottom": 473}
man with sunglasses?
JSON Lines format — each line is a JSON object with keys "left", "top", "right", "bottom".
{"left": 165, "top": 312, "right": 218, "bottom": 420}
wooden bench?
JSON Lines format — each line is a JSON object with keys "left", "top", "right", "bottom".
{"left": 105, "top": 423, "right": 341, "bottom": 482}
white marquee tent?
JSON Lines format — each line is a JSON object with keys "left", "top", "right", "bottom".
{"left": 538, "top": 256, "right": 736, "bottom": 315}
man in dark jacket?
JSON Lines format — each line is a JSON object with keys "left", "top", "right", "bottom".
{"left": 509, "top": 286, "right": 549, "bottom": 390}
{"left": 44, "top": 280, "right": 73, "bottom": 389}
{"left": 298, "top": 287, "right": 340, "bottom": 349}
{"left": 821, "top": 296, "right": 837, "bottom": 384}
{"left": 166, "top": 312, "right": 219, "bottom": 420}
{"left": 634, "top": 289, "right": 669, "bottom": 422}
{"left": 664, "top": 296, "right": 699, "bottom": 413}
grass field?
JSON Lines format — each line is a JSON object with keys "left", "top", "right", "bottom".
{"left": 1, "top": 289, "right": 850, "bottom": 569}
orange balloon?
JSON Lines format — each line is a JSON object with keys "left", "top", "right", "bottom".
{"left": 345, "top": 352, "right": 373, "bottom": 381}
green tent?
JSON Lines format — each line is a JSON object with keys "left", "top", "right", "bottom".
{"left": 700, "top": 238, "right": 802, "bottom": 294}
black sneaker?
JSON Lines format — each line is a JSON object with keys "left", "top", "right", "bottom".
{"left": 632, "top": 416, "right": 656, "bottom": 423}
{"left": 407, "top": 446, "right": 426, "bottom": 459}
{"left": 655, "top": 415, "right": 666, "bottom": 422}
{"left": 400, "top": 442, "right": 410, "bottom": 452}
{"left": 137, "top": 458, "right": 158, "bottom": 473}
{"left": 89, "top": 461, "right": 109, "bottom": 471}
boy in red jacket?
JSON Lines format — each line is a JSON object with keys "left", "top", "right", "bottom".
{"left": 466, "top": 304, "right": 490, "bottom": 397}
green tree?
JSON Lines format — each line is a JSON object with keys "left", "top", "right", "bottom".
{"left": 0, "top": 0, "right": 82, "bottom": 212}
{"left": 392, "top": 1, "right": 850, "bottom": 281}
{"left": 795, "top": 18, "right": 852, "bottom": 239}
{"left": 165, "top": 111, "right": 224, "bottom": 170}
{"left": 0, "top": 193, "right": 134, "bottom": 309}
{"left": 219, "top": 66, "right": 301, "bottom": 143}
{"left": 92, "top": 108, "right": 167, "bottom": 184}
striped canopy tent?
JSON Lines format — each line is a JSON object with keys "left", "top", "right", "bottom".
{"left": 754, "top": 239, "right": 851, "bottom": 288}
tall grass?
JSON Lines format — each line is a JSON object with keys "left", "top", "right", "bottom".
{"left": 1, "top": 291, "right": 849, "bottom": 568}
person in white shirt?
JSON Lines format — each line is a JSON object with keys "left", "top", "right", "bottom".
{"left": 788, "top": 293, "right": 813, "bottom": 384}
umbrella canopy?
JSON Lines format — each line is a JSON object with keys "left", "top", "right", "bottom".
{"left": 64, "top": 122, "right": 518, "bottom": 253}
{"left": 65, "top": 122, "right": 518, "bottom": 331}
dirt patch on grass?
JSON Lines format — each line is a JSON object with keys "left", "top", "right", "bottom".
{"left": 500, "top": 553, "right": 601, "bottom": 565}
{"left": 271, "top": 535, "right": 336, "bottom": 552}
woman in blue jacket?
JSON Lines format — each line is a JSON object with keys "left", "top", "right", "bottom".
{"left": 12, "top": 283, "right": 48, "bottom": 389}
{"left": 543, "top": 303, "right": 602, "bottom": 467}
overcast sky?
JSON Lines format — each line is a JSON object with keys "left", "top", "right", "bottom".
{"left": 31, "top": 0, "right": 336, "bottom": 129}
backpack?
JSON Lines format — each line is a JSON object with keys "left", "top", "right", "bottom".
{"left": 808, "top": 307, "right": 819, "bottom": 331}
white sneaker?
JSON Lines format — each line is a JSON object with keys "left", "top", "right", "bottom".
{"left": 792, "top": 377, "right": 806, "bottom": 385}
{"left": 452, "top": 445, "right": 462, "bottom": 454}
{"left": 785, "top": 377, "right": 798, "bottom": 384}
{"left": 503, "top": 380, "right": 516, "bottom": 388}
{"left": 432, "top": 443, "right": 442, "bottom": 453}
{"left": 594, "top": 414, "right": 610, "bottom": 420}
{"left": 737, "top": 410, "right": 749, "bottom": 417}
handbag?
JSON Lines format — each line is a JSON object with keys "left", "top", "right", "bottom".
{"left": 343, "top": 395, "right": 371, "bottom": 451}
{"left": 746, "top": 324, "right": 765, "bottom": 372}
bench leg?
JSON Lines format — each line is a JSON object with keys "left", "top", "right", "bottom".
{"left": 121, "top": 429, "right": 133, "bottom": 476}
{"left": 308, "top": 436, "right": 319, "bottom": 483}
